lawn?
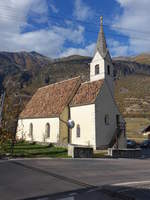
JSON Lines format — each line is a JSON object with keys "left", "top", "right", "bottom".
{"left": 0, "top": 142, "right": 68, "bottom": 158}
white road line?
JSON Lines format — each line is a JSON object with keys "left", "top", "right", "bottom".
{"left": 113, "top": 180, "right": 150, "bottom": 186}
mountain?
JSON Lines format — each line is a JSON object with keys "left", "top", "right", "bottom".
{"left": 0, "top": 51, "right": 150, "bottom": 133}
{"left": 115, "top": 74, "right": 150, "bottom": 117}
{"left": 114, "top": 53, "right": 150, "bottom": 65}
{"left": 131, "top": 53, "right": 150, "bottom": 65}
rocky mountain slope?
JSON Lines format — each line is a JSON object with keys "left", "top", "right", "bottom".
{"left": 131, "top": 53, "right": 150, "bottom": 65}
{"left": 0, "top": 51, "right": 150, "bottom": 133}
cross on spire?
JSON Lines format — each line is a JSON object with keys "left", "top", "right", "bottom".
{"left": 100, "top": 16, "right": 103, "bottom": 25}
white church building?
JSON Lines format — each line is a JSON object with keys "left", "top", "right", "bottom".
{"left": 17, "top": 17, "right": 127, "bottom": 149}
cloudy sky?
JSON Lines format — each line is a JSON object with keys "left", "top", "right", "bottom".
{"left": 0, "top": 0, "right": 150, "bottom": 58}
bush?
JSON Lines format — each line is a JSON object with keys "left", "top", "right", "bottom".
{"left": 0, "top": 128, "right": 12, "bottom": 154}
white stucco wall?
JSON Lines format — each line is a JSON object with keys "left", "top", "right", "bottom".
{"left": 16, "top": 117, "right": 59, "bottom": 143}
{"left": 95, "top": 81, "right": 126, "bottom": 149}
{"left": 90, "top": 52, "right": 105, "bottom": 82}
{"left": 70, "top": 104, "right": 96, "bottom": 148}
{"left": 90, "top": 51, "right": 114, "bottom": 96}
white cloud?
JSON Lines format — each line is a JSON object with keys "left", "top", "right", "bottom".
{"left": 60, "top": 43, "right": 95, "bottom": 57}
{"left": 112, "top": 0, "right": 150, "bottom": 55}
{"left": 73, "top": 0, "right": 93, "bottom": 21}
{"left": 0, "top": 0, "right": 86, "bottom": 58}
{"left": 108, "top": 39, "right": 129, "bottom": 57}
{"left": 52, "top": 26, "right": 85, "bottom": 44}
{"left": 0, "top": 24, "right": 85, "bottom": 58}
{"left": 49, "top": 3, "right": 59, "bottom": 14}
{"left": 31, "top": 0, "right": 48, "bottom": 15}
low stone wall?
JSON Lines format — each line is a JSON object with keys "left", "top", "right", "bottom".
{"left": 108, "top": 148, "right": 142, "bottom": 158}
{"left": 68, "top": 144, "right": 93, "bottom": 158}
{"left": 142, "top": 149, "right": 150, "bottom": 158}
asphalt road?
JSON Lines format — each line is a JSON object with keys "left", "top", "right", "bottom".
{"left": 0, "top": 158, "right": 150, "bottom": 200}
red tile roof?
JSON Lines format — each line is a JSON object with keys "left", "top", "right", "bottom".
{"left": 20, "top": 77, "right": 81, "bottom": 118}
{"left": 70, "top": 79, "right": 104, "bottom": 106}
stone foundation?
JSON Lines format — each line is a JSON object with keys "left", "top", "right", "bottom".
{"left": 108, "top": 148, "right": 142, "bottom": 158}
{"left": 68, "top": 144, "right": 93, "bottom": 158}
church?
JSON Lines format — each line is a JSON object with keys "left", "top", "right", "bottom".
{"left": 16, "top": 17, "right": 127, "bottom": 150}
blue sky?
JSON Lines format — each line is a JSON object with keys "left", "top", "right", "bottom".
{"left": 0, "top": 0, "right": 150, "bottom": 58}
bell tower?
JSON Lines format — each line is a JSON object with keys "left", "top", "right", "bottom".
{"left": 90, "top": 16, "right": 114, "bottom": 96}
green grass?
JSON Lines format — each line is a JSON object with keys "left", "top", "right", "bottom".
{"left": 0, "top": 142, "right": 68, "bottom": 158}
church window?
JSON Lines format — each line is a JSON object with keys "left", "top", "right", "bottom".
{"left": 76, "top": 124, "right": 80, "bottom": 137}
{"left": 107, "top": 65, "right": 110, "bottom": 75}
{"left": 105, "top": 115, "right": 110, "bottom": 125}
{"left": 95, "top": 65, "right": 99, "bottom": 75}
{"left": 29, "top": 123, "right": 33, "bottom": 138}
{"left": 45, "top": 123, "right": 50, "bottom": 138}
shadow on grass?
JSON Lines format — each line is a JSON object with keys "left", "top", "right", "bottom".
{"left": 5, "top": 146, "right": 51, "bottom": 151}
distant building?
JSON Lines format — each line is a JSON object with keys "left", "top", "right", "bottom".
{"left": 16, "top": 17, "right": 127, "bottom": 149}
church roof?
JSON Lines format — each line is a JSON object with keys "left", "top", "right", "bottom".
{"left": 70, "top": 79, "right": 104, "bottom": 107}
{"left": 95, "top": 16, "right": 108, "bottom": 58}
{"left": 20, "top": 77, "right": 81, "bottom": 119}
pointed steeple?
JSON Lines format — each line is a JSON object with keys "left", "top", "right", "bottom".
{"left": 95, "top": 16, "right": 108, "bottom": 58}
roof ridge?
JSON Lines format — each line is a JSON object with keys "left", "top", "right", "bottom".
{"left": 81, "top": 79, "right": 104, "bottom": 85}
{"left": 38, "top": 76, "right": 81, "bottom": 90}
{"left": 70, "top": 78, "right": 104, "bottom": 107}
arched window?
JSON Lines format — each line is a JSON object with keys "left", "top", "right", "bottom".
{"left": 45, "top": 123, "right": 50, "bottom": 138}
{"left": 29, "top": 123, "right": 33, "bottom": 138}
{"left": 76, "top": 124, "right": 80, "bottom": 137}
{"left": 107, "top": 65, "right": 110, "bottom": 75}
{"left": 95, "top": 64, "right": 99, "bottom": 75}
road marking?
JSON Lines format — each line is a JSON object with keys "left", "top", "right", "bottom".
{"left": 113, "top": 180, "right": 150, "bottom": 186}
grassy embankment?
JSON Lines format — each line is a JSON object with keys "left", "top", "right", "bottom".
{"left": 0, "top": 142, "right": 109, "bottom": 158}
{"left": 0, "top": 142, "right": 68, "bottom": 158}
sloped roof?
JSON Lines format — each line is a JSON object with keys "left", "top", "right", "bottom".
{"left": 70, "top": 79, "right": 104, "bottom": 107}
{"left": 95, "top": 16, "right": 108, "bottom": 58}
{"left": 20, "top": 77, "right": 81, "bottom": 118}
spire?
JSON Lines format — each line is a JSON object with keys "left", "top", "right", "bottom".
{"left": 95, "top": 16, "right": 108, "bottom": 58}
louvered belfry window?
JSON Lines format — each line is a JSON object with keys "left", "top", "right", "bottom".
{"left": 107, "top": 65, "right": 110, "bottom": 75}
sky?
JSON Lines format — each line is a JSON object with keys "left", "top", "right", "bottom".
{"left": 0, "top": 0, "right": 150, "bottom": 58}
